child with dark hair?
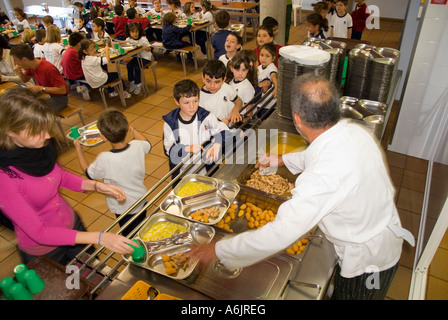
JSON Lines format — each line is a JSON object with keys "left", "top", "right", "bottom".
{"left": 162, "top": 12, "right": 194, "bottom": 62}
{"left": 123, "top": 22, "right": 153, "bottom": 95}
{"left": 211, "top": 10, "right": 231, "bottom": 60}
{"left": 218, "top": 32, "right": 242, "bottom": 67}
{"left": 306, "top": 12, "right": 329, "bottom": 39}
{"left": 166, "top": 0, "right": 183, "bottom": 18}
{"left": 33, "top": 29, "right": 46, "bottom": 59}
{"left": 163, "top": 79, "right": 231, "bottom": 180}
{"left": 12, "top": 7, "right": 30, "bottom": 30}
{"left": 262, "top": 16, "right": 279, "bottom": 39}
{"left": 200, "top": 59, "right": 243, "bottom": 126}
{"left": 92, "top": 17, "right": 111, "bottom": 41}
{"left": 74, "top": 108, "right": 151, "bottom": 236}
{"left": 113, "top": 5, "right": 128, "bottom": 40}
{"left": 126, "top": 8, "right": 151, "bottom": 33}
{"left": 257, "top": 42, "right": 278, "bottom": 117}
{"left": 254, "top": 25, "right": 282, "bottom": 67}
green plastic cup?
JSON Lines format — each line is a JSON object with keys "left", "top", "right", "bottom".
{"left": 157, "top": 15, "right": 160, "bottom": 19}
{"left": 63, "top": 38, "right": 68, "bottom": 45}
{"left": 187, "top": 18, "right": 192, "bottom": 25}
{"left": 70, "top": 126, "right": 80, "bottom": 139}
{"left": 9, "top": 283, "right": 33, "bottom": 300}
{"left": 110, "top": 12, "right": 113, "bottom": 18}
{"left": 147, "top": 14, "right": 151, "bottom": 20}
{"left": 128, "top": 239, "right": 145, "bottom": 262}
{"left": 13, "top": 264, "right": 28, "bottom": 288}
{"left": 0, "top": 277, "right": 16, "bottom": 300}
{"left": 114, "top": 43, "right": 119, "bottom": 49}
{"left": 24, "top": 270, "right": 45, "bottom": 294}
{"left": 13, "top": 31, "right": 17, "bottom": 37}
{"left": 120, "top": 48, "right": 125, "bottom": 55}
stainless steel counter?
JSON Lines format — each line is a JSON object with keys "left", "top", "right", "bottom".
{"left": 96, "top": 111, "right": 338, "bottom": 301}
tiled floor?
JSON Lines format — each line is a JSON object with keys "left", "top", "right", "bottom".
{"left": 1, "top": 13, "right": 447, "bottom": 300}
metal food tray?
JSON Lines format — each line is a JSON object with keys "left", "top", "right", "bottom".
{"left": 66, "top": 121, "right": 104, "bottom": 147}
{"left": 124, "top": 217, "right": 215, "bottom": 280}
{"left": 159, "top": 174, "right": 240, "bottom": 225}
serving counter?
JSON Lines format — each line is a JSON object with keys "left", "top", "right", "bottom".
{"left": 94, "top": 110, "right": 338, "bottom": 301}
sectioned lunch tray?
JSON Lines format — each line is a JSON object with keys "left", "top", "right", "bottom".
{"left": 123, "top": 216, "right": 215, "bottom": 280}
{"left": 66, "top": 121, "right": 104, "bottom": 147}
{"left": 159, "top": 174, "right": 240, "bottom": 225}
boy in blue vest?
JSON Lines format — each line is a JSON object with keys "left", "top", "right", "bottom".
{"left": 163, "top": 79, "right": 231, "bottom": 181}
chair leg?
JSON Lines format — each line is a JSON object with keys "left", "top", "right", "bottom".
{"left": 117, "top": 83, "right": 126, "bottom": 108}
{"left": 99, "top": 87, "right": 108, "bottom": 109}
{"left": 151, "top": 66, "right": 158, "bottom": 90}
{"left": 56, "top": 118, "right": 70, "bottom": 148}
{"left": 77, "top": 111, "right": 86, "bottom": 126}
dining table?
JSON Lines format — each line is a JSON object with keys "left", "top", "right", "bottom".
{"left": 0, "top": 81, "right": 50, "bottom": 99}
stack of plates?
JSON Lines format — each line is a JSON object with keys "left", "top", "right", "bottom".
{"left": 344, "top": 45, "right": 400, "bottom": 103}
{"left": 277, "top": 46, "right": 330, "bottom": 120}
{"left": 301, "top": 38, "right": 347, "bottom": 86}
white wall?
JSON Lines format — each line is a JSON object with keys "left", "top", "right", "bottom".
{"left": 388, "top": 2, "right": 448, "bottom": 164}
{"left": 301, "top": 0, "right": 408, "bottom": 19}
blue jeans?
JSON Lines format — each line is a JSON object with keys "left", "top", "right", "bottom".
{"left": 126, "top": 57, "right": 150, "bottom": 85}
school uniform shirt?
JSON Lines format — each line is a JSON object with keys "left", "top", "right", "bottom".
{"left": 92, "top": 30, "right": 111, "bottom": 41}
{"left": 216, "top": 119, "right": 414, "bottom": 278}
{"left": 12, "top": 18, "right": 30, "bottom": 30}
{"left": 229, "top": 78, "right": 255, "bottom": 107}
{"left": 61, "top": 46, "right": 84, "bottom": 80}
{"left": 163, "top": 107, "right": 230, "bottom": 174}
{"left": 331, "top": 12, "right": 353, "bottom": 38}
{"left": 125, "top": 36, "right": 153, "bottom": 61}
{"left": 309, "top": 30, "right": 326, "bottom": 39}
{"left": 218, "top": 53, "right": 230, "bottom": 66}
{"left": 42, "top": 42, "right": 66, "bottom": 74}
{"left": 86, "top": 140, "right": 151, "bottom": 215}
{"left": 199, "top": 82, "right": 239, "bottom": 121}
{"left": 112, "top": 16, "right": 128, "bottom": 37}
{"left": 81, "top": 55, "right": 109, "bottom": 88}
{"left": 201, "top": 10, "right": 214, "bottom": 33}
{"left": 124, "top": 4, "right": 146, "bottom": 16}
{"left": 147, "top": 8, "right": 163, "bottom": 17}
{"left": 257, "top": 62, "right": 278, "bottom": 84}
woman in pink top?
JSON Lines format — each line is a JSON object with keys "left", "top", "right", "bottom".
{"left": 0, "top": 88, "right": 135, "bottom": 264}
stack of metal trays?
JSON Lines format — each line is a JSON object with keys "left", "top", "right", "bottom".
{"left": 277, "top": 56, "right": 328, "bottom": 120}
{"left": 301, "top": 37, "right": 347, "bottom": 87}
{"left": 344, "top": 45, "right": 400, "bottom": 104}
{"left": 339, "top": 96, "right": 387, "bottom": 140}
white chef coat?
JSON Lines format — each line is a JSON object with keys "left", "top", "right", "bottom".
{"left": 215, "top": 120, "right": 414, "bottom": 278}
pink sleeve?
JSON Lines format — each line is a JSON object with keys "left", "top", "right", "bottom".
{"left": 57, "top": 164, "right": 85, "bottom": 192}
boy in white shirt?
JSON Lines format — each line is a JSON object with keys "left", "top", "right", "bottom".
{"left": 33, "top": 29, "right": 46, "bottom": 59}
{"left": 199, "top": 59, "right": 243, "bottom": 126}
{"left": 124, "top": 0, "right": 146, "bottom": 16}
{"left": 148, "top": 0, "right": 164, "bottom": 17}
{"left": 218, "top": 33, "right": 243, "bottom": 67}
{"left": 330, "top": 0, "right": 353, "bottom": 39}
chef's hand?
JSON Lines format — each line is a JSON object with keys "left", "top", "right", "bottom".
{"left": 255, "top": 153, "right": 284, "bottom": 170}
{"left": 99, "top": 232, "right": 135, "bottom": 254}
{"left": 189, "top": 243, "right": 218, "bottom": 267}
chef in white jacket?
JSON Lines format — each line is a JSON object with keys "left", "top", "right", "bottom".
{"left": 191, "top": 74, "right": 414, "bottom": 300}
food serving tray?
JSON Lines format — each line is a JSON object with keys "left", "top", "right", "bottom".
{"left": 124, "top": 214, "right": 215, "bottom": 280}
{"left": 159, "top": 174, "right": 240, "bottom": 225}
{"left": 66, "top": 121, "right": 104, "bottom": 147}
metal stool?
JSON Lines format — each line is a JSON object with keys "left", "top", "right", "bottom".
{"left": 99, "top": 79, "right": 126, "bottom": 108}
{"left": 56, "top": 105, "right": 85, "bottom": 147}
{"left": 143, "top": 60, "right": 158, "bottom": 90}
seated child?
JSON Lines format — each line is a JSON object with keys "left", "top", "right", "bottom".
{"left": 162, "top": 12, "right": 194, "bottom": 62}
{"left": 199, "top": 59, "right": 243, "bottom": 126}
{"left": 92, "top": 17, "right": 112, "bottom": 42}
{"left": 226, "top": 51, "right": 258, "bottom": 116}
{"left": 163, "top": 79, "right": 231, "bottom": 180}
{"left": 219, "top": 32, "right": 242, "bottom": 67}
{"left": 67, "top": 17, "right": 91, "bottom": 38}
{"left": 146, "top": 0, "right": 164, "bottom": 42}
{"left": 112, "top": 5, "right": 128, "bottom": 40}
{"left": 78, "top": 39, "right": 131, "bottom": 98}
{"left": 124, "top": 22, "right": 153, "bottom": 95}
{"left": 166, "top": 0, "right": 184, "bottom": 18}
{"left": 148, "top": 0, "right": 165, "bottom": 17}
{"left": 61, "top": 32, "right": 90, "bottom": 100}
{"left": 181, "top": 1, "right": 200, "bottom": 19}
{"left": 330, "top": 0, "right": 353, "bottom": 39}
{"left": 306, "top": 12, "right": 329, "bottom": 39}
{"left": 74, "top": 108, "right": 151, "bottom": 236}
{"left": 12, "top": 7, "right": 30, "bottom": 30}
{"left": 32, "top": 29, "right": 46, "bottom": 58}
{"left": 42, "top": 15, "right": 56, "bottom": 29}
{"left": 211, "top": 10, "right": 231, "bottom": 60}
{"left": 126, "top": 8, "right": 151, "bottom": 33}
{"left": 254, "top": 25, "right": 282, "bottom": 67}
{"left": 196, "top": 0, "right": 216, "bottom": 56}
{"left": 21, "top": 29, "right": 35, "bottom": 49}
{"left": 124, "top": 0, "right": 146, "bottom": 16}
{"left": 42, "top": 25, "right": 66, "bottom": 74}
